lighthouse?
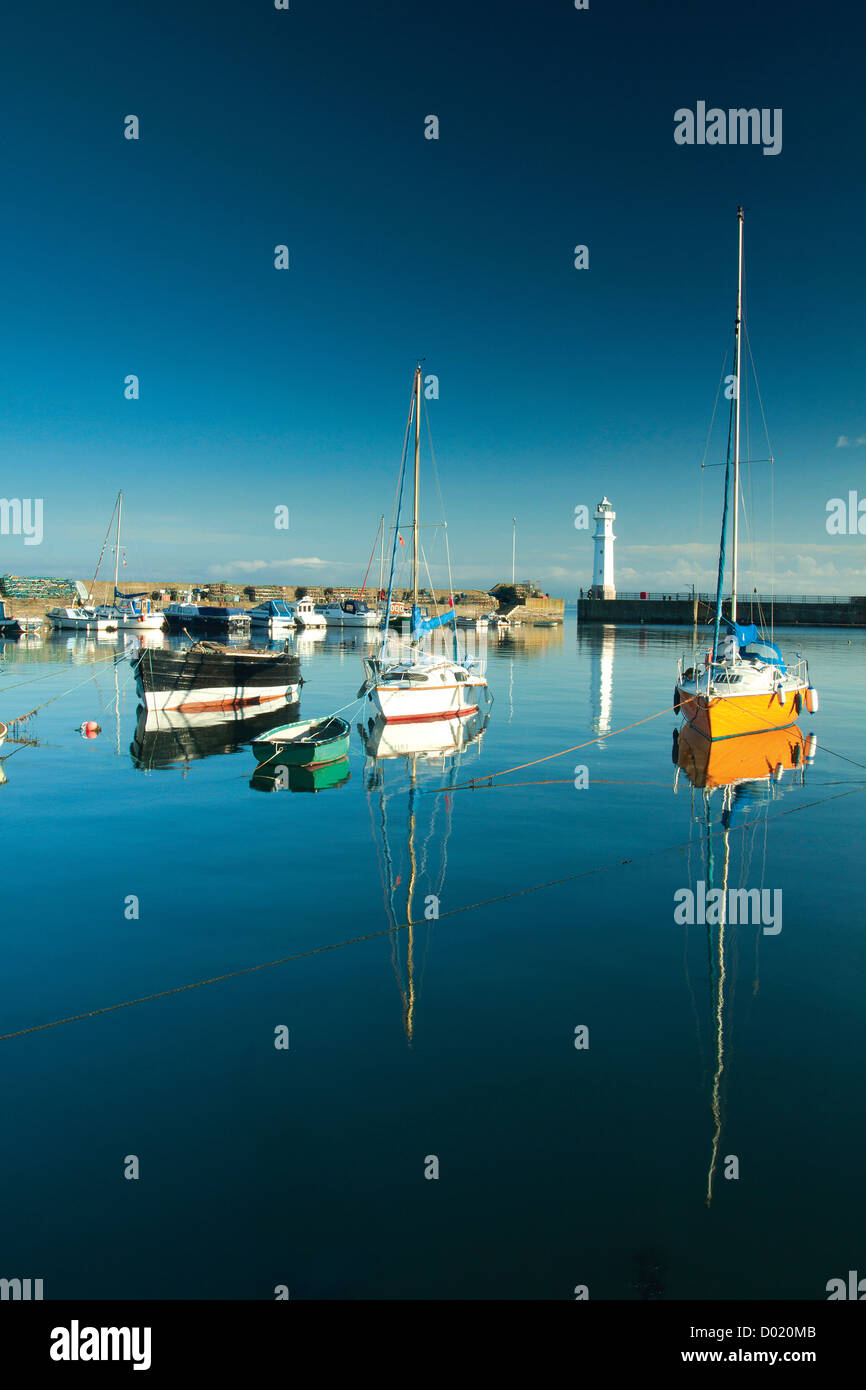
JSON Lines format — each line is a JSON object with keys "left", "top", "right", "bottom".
{"left": 591, "top": 497, "right": 616, "bottom": 599}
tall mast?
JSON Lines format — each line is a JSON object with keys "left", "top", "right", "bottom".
{"left": 413, "top": 364, "right": 421, "bottom": 606}
{"left": 114, "top": 490, "right": 123, "bottom": 597}
{"left": 378, "top": 514, "right": 385, "bottom": 595}
{"left": 731, "top": 207, "right": 744, "bottom": 625}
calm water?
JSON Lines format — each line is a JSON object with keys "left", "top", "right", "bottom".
{"left": 0, "top": 619, "right": 863, "bottom": 1299}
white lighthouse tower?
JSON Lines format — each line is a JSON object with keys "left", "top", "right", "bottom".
{"left": 591, "top": 497, "right": 616, "bottom": 599}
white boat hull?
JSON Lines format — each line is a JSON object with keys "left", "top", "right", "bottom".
{"left": 99, "top": 611, "right": 165, "bottom": 631}
{"left": 48, "top": 608, "right": 116, "bottom": 631}
{"left": 365, "top": 674, "right": 487, "bottom": 724}
{"left": 323, "top": 611, "right": 380, "bottom": 628}
{"left": 138, "top": 681, "right": 301, "bottom": 714}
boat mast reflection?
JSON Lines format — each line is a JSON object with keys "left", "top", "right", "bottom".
{"left": 674, "top": 723, "right": 817, "bottom": 1204}
{"left": 360, "top": 711, "right": 489, "bottom": 1043}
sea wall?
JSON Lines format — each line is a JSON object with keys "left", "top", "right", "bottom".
{"left": 577, "top": 597, "right": 866, "bottom": 628}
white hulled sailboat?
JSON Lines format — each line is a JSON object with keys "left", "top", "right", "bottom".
{"left": 360, "top": 365, "right": 489, "bottom": 725}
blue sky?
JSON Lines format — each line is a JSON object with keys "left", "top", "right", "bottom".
{"left": 1, "top": 0, "right": 864, "bottom": 595}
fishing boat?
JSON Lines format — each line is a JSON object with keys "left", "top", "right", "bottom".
{"left": 163, "top": 603, "right": 250, "bottom": 635}
{"left": 294, "top": 596, "right": 326, "bottom": 629}
{"left": 252, "top": 715, "right": 350, "bottom": 768}
{"left": 321, "top": 598, "right": 380, "bottom": 629}
{"left": 0, "top": 601, "right": 43, "bottom": 637}
{"left": 675, "top": 209, "right": 818, "bottom": 741}
{"left": 486, "top": 613, "right": 511, "bottom": 632}
{"left": 456, "top": 614, "right": 488, "bottom": 630}
{"left": 130, "top": 639, "right": 301, "bottom": 712}
{"left": 247, "top": 599, "right": 297, "bottom": 632}
{"left": 360, "top": 365, "right": 490, "bottom": 724}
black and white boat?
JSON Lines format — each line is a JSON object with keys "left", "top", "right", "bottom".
{"left": 163, "top": 603, "right": 250, "bottom": 635}
{"left": 131, "top": 640, "right": 301, "bottom": 712}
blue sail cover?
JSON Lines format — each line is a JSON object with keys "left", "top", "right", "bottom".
{"left": 116, "top": 588, "right": 149, "bottom": 599}
{"left": 717, "top": 617, "right": 786, "bottom": 673}
{"left": 410, "top": 604, "right": 456, "bottom": 637}
{"left": 719, "top": 617, "right": 759, "bottom": 646}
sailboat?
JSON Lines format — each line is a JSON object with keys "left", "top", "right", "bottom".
{"left": 360, "top": 365, "right": 489, "bottom": 724}
{"left": 95, "top": 492, "right": 165, "bottom": 630}
{"left": 47, "top": 492, "right": 165, "bottom": 631}
{"left": 674, "top": 209, "right": 819, "bottom": 741}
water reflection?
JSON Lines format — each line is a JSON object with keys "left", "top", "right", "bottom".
{"left": 673, "top": 724, "right": 817, "bottom": 1205}
{"left": 132, "top": 697, "right": 300, "bottom": 771}
{"left": 359, "top": 710, "right": 489, "bottom": 1042}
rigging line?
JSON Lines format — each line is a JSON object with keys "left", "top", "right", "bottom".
{"left": 5, "top": 651, "right": 132, "bottom": 723}
{"left": 358, "top": 516, "right": 383, "bottom": 595}
{"left": 700, "top": 325, "right": 735, "bottom": 473}
{"left": 3, "top": 779, "right": 863, "bottom": 1046}
{"left": 84, "top": 491, "right": 121, "bottom": 604}
{"left": 420, "top": 703, "right": 680, "bottom": 794}
{"left": 0, "top": 646, "right": 128, "bottom": 698}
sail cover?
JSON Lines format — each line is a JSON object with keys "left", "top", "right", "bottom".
{"left": 410, "top": 604, "right": 456, "bottom": 637}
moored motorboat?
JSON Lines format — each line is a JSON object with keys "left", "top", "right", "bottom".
{"left": 130, "top": 640, "right": 300, "bottom": 712}
{"left": 0, "top": 600, "right": 43, "bottom": 637}
{"left": 294, "top": 596, "right": 326, "bottom": 629}
{"left": 247, "top": 599, "right": 297, "bottom": 632}
{"left": 163, "top": 603, "right": 250, "bottom": 634}
{"left": 47, "top": 605, "right": 117, "bottom": 631}
{"left": 321, "top": 598, "right": 380, "bottom": 629}
{"left": 252, "top": 715, "right": 350, "bottom": 768}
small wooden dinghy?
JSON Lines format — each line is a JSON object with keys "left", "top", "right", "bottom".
{"left": 252, "top": 715, "right": 350, "bottom": 767}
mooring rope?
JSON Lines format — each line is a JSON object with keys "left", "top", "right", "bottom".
{"left": 2, "top": 778, "right": 862, "bottom": 1045}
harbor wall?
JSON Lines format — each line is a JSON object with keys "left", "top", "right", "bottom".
{"left": 577, "top": 597, "right": 866, "bottom": 628}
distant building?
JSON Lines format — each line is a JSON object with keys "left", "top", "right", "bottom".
{"left": 591, "top": 497, "right": 616, "bottom": 599}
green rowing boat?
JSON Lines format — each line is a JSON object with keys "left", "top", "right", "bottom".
{"left": 252, "top": 715, "right": 350, "bottom": 768}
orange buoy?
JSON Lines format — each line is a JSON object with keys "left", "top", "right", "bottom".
{"left": 80, "top": 720, "right": 101, "bottom": 738}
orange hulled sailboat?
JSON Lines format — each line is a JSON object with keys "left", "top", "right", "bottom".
{"left": 674, "top": 207, "right": 819, "bottom": 741}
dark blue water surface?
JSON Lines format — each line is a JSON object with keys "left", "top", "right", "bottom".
{"left": 0, "top": 620, "right": 862, "bottom": 1299}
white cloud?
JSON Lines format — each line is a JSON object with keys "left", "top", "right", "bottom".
{"left": 836, "top": 435, "right": 850, "bottom": 447}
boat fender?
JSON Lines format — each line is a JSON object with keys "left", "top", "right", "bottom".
{"left": 673, "top": 687, "right": 681, "bottom": 713}
{"left": 794, "top": 691, "right": 802, "bottom": 715}
{"left": 792, "top": 743, "right": 801, "bottom": 767}
{"left": 805, "top": 732, "right": 818, "bottom": 761}
{"left": 805, "top": 685, "right": 819, "bottom": 715}
{"left": 773, "top": 762, "right": 784, "bottom": 782}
